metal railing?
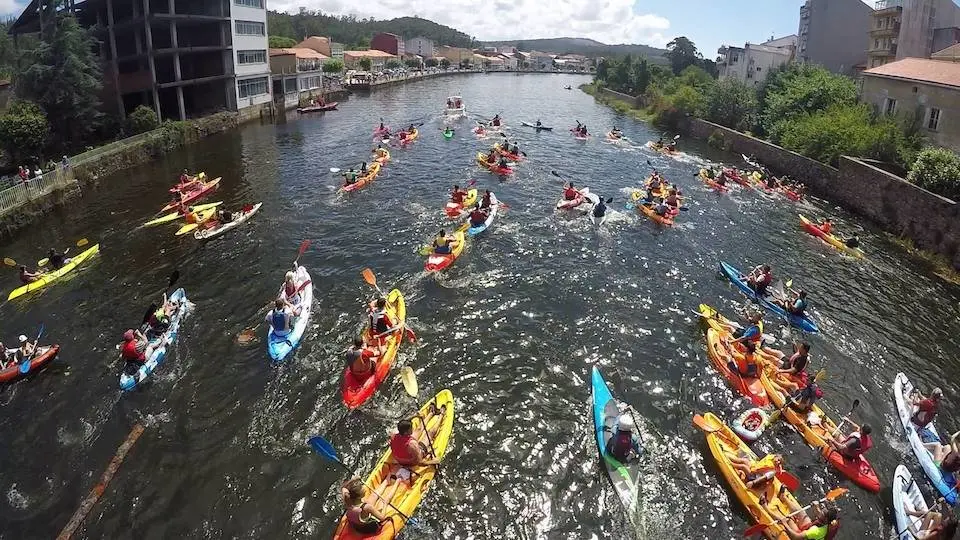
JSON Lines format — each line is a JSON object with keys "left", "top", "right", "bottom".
{"left": 0, "top": 165, "right": 78, "bottom": 218}
{"left": 69, "top": 130, "right": 158, "bottom": 168}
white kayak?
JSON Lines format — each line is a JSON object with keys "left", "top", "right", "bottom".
{"left": 893, "top": 372, "right": 958, "bottom": 504}
{"left": 194, "top": 203, "right": 262, "bottom": 240}
{"left": 267, "top": 265, "right": 313, "bottom": 363}
{"left": 893, "top": 464, "right": 929, "bottom": 540}
{"left": 119, "top": 288, "right": 191, "bottom": 391}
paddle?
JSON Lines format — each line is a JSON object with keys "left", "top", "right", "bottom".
{"left": 827, "top": 399, "right": 861, "bottom": 439}
{"left": 237, "top": 242, "right": 310, "bottom": 343}
{"left": 360, "top": 268, "right": 416, "bottom": 343}
{"left": 765, "top": 369, "right": 827, "bottom": 425}
{"left": 18, "top": 323, "right": 45, "bottom": 374}
{"left": 399, "top": 366, "right": 441, "bottom": 477}
{"left": 37, "top": 238, "right": 88, "bottom": 268}
{"left": 692, "top": 414, "right": 801, "bottom": 492}
{"left": 742, "top": 487, "right": 848, "bottom": 537}
{"left": 306, "top": 435, "right": 416, "bottom": 522}
{"left": 140, "top": 270, "right": 182, "bottom": 329}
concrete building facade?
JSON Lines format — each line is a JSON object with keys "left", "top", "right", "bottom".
{"left": 718, "top": 36, "right": 797, "bottom": 86}
{"left": 343, "top": 50, "right": 396, "bottom": 72}
{"left": 406, "top": 36, "right": 436, "bottom": 58}
{"left": 269, "top": 48, "right": 329, "bottom": 109}
{"left": 798, "top": 0, "right": 873, "bottom": 75}
{"left": 868, "top": 0, "right": 960, "bottom": 68}
{"left": 370, "top": 33, "right": 404, "bottom": 57}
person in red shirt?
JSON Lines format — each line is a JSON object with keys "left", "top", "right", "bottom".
{"left": 746, "top": 264, "right": 774, "bottom": 296}
{"left": 468, "top": 205, "right": 488, "bottom": 228}
{"left": 563, "top": 182, "right": 580, "bottom": 201}
{"left": 912, "top": 387, "right": 943, "bottom": 428}
{"left": 819, "top": 219, "right": 833, "bottom": 235}
{"left": 450, "top": 185, "right": 466, "bottom": 204}
{"left": 120, "top": 329, "right": 150, "bottom": 375}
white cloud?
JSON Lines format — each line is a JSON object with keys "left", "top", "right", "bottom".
{"left": 269, "top": 0, "right": 670, "bottom": 46}
{"left": 0, "top": 0, "right": 25, "bottom": 17}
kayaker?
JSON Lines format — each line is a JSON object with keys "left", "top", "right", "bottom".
{"left": 444, "top": 127, "right": 454, "bottom": 137}
{"left": 703, "top": 167, "right": 716, "bottom": 180}
{"left": 535, "top": 119, "right": 542, "bottom": 128}
{"left": 819, "top": 219, "right": 833, "bottom": 234}
{"left": 922, "top": 430, "right": 960, "bottom": 476}
{"left": 14, "top": 334, "right": 35, "bottom": 363}
{"left": 48, "top": 248, "right": 71, "bottom": 270}
{"left": 653, "top": 199, "right": 672, "bottom": 218}
{"left": 581, "top": 124, "right": 589, "bottom": 136}
{"left": 654, "top": 136, "right": 664, "bottom": 148}
{"left": 765, "top": 175, "right": 778, "bottom": 189}
{"left": 19, "top": 265, "right": 42, "bottom": 284}
{"left": 475, "top": 125, "right": 486, "bottom": 136}
{"left": 342, "top": 168, "right": 358, "bottom": 185}
{"left": 776, "top": 342, "right": 810, "bottom": 392}
{"left": 480, "top": 190, "right": 495, "bottom": 210}
{"left": 485, "top": 151, "right": 497, "bottom": 164}
{"left": 666, "top": 139, "right": 677, "bottom": 151}
{"left": 178, "top": 169, "right": 200, "bottom": 191}
{"left": 184, "top": 208, "right": 202, "bottom": 224}
{"left": 120, "top": 329, "right": 149, "bottom": 372}
{"left": 845, "top": 235, "right": 860, "bottom": 249}
{"left": 469, "top": 205, "right": 488, "bottom": 228}
{"left": 904, "top": 499, "right": 958, "bottom": 540}
{"left": 726, "top": 453, "right": 785, "bottom": 489}
{"left": 769, "top": 499, "right": 840, "bottom": 540}
{"left": 340, "top": 477, "right": 390, "bottom": 535}
{"left": 282, "top": 271, "right": 303, "bottom": 305}
{"left": 398, "top": 131, "right": 407, "bottom": 142}
{"left": 491, "top": 114, "right": 501, "bottom": 127}
{"left": 497, "top": 156, "right": 510, "bottom": 170}
{"left": 715, "top": 172, "right": 727, "bottom": 186}
{"left": 745, "top": 264, "right": 773, "bottom": 296}
{"left": 216, "top": 209, "right": 234, "bottom": 223}
{"left": 775, "top": 290, "right": 808, "bottom": 317}
{"left": 510, "top": 143, "right": 520, "bottom": 156}
{"left": 665, "top": 188, "right": 681, "bottom": 209}
{"left": 359, "top": 161, "right": 367, "bottom": 174}
{"left": 265, "top": 298, "right": 294, "bottom": 336}
{"left": 432, "top": 229, "right": 456, "bottom": 255}
{"left": 367, "top": 297, "right": 395, "bottom": 353}
{"left": 593, "top": 197, "right": 608, "bottom": 219}
{"left": 910, "top": 387, "right": 943, "bottom": 428}
{"left": 605, "top": 413, "right": 642, "bottom": 463}
{"left": 345, "top": 337, "right": 376, "bottom": 381}
{"left": 827, "top": 422, "right": 873, "bottom": 461}
{"left": 390, "top": 416, "right": 444, "bottom": 466}
{"left": 373, "top": 145, "right": 388, "bottom": 159}
{"left": 563, "top": 183, "right": 580, "bottom": 201}
{"left": 450, "top": 185, "right": 467, "bottom": 204}
{"left": 790, "top": 379, "right": 822, "bottom": 413}
{"left": 730, "top": 312, "right": 764, "bottom": 356}
{"left": 407, "top": 124, "right": 416, "bottom": 133}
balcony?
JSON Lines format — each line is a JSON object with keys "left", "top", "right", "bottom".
{"left": 874, "top": 0, "right": 903, "bottom": 16}
{"left": 869, "top": 22, "right": 901, "bottom": 37}
{"left": 868, "top": 43, "right": 898, "bottom": 56}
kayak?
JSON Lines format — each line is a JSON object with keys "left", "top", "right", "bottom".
{"left": 442, "top": 130, "right": 454, "bottom": 139}
{"left": 143, "top": 201, "right": 223, "bottom": 227}
{"left": 445, "top": 188, "right": 478, "bottom": 218}
{"left": 893, "top": 465, "right": 930, "bottom": 540}
{"left": 893, "top": 372, "right": 958, "bottom": 504}
{"left": 160, "top": 178, "right": 221, "bottom": 212}
{"left": 642, "top": 177, "right": 671, "bottom": 198}
{"left": 297, "top": 102, "right": 338, "bottom": 113}
{"left": 0, "top": 345, "right": 59, "bottom": 383}
{"left": 340, "top": 162, "right": 382, "bottom": 193}
{"left": 698, "top": 304, "right": 781, "bottom": 363}
{"left": 704, "top": 327, "right": 770, "bottom": 406}
{"left": 194, "top": 203, "right": 262, "bottom": 240}
{"left": 573, "top": 132, "right": 589, "bottom": 141}
{"left": 630, "top": 192, "right": 674, "bottom": 226}
{"left": 167, "top": 172, "right": 208, "bottom": 193}
{"left": 341, "top": 289, "right": 406, "bottom": 409}
{"left": 718, "top": 261, "right": 819, "bottom": 333}
{"left": 373, "top": 126, "right": 390, "bottom": 139}
{"left": 398, "top": 128, "right": 418, "bottom": 144}
{"left": 332, "top": 389, "right": 454, "bottom": 539}
{"left": 521, "top": 121, "right": 553, "bottom": 131}
{"left": 267, "top": 265, "right": 313, "bottom": 363}
{"left": 174, "top": 207, "right": 216, "bottom": 236}
{"left": 783, "top": 188, "right": 803, "bottom": 201}
{"left": 373, "top": 149, "right": 391, "bottom": 165}
{"left": 493, "top": 143, "right": 523, "bottom": 161}
{"left": 723, "top": 168, "right": 753, "bottom": 188}
{"left": 557, "top": 188, "right": 592, "bottom": 210}
{"left": 8, "top": 243, "right": 101, "bottom": 301}
{"left": 701, "top": 411, "right": 804, "bottom": 540}
{"left": 761, "top": 369, "right": 880, "bottom": 492}
{"left": 424, "top": 231, "right": 465, "bottom": 272}
{"left": 467, "top": 195, "right": 498, "bottom": 236}
{"left": 591, "top": 366, "right": 642, "bottom": 517}
{"left": 472, "top": 126, "right": 488, "bottom": 136}
{"left": 476, "top": 152, "right": 513, "bottom": 176}
{"left": 585, "top": 192, "right": 604, "bottom": 224}
{"left": 698, "top": 169, "right": 729, "bottom": 192}
{"left": 798, "top": 215, "right": 864, "bottom": 259}
{"left": 645, "top": 141, "right": 677, "bottom": 155}
{"left": 119, "top": 288, "right": 190, "bottom": 391}
{"left": 606, "top": 132, "right": 624, "bottom": 141}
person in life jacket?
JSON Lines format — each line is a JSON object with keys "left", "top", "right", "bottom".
{"left": 789, "top": 379, "right": 823, "bottom": 413}
{"left": 468, "top": 205, "right": 489, "bottom": 228}
{"left": 605, "top": 413, "right": 642, "bottom": 463}
{"left": 480, "top": 190, "right": 495, "bottom": 210}
{"left": 746, "top": 264, "right": 774, "bottom": 296}
{"left": 844, "top": 234, "right": 860, "bottom": 249}
{"left": 485, "top": 150, "right": 497, "bottom": 164}
{"left": 19, "top": 265, "right": 42, "bottom": 284}
{"left": 340, "top": 477, "right": 390, "bottom": 535}
{"left": 654, "top": 136, "right": 664, "bottom": 148}
{"left": 120, "top": 329, "right": 150, "bottom": 374}
{"left": 715, "top": 171, "right": 728, "bottom": 186}
{"left": 775, "top": 290, "right": 808, "bottom": 318}
{"left": 389, "top": 406, "right": 448, "bottom": 467}
{"left": 648, "top": 172, "right": 664, "bottom": 191}
{"left": 772, "top": 499, "right": 841, "bottom": 540}
{"left": 775, "top": 342, "right": 811, "bottom": 393}
{"left": 664, "top": 188, "right": 681, "bottom": 210}
{"left": 265, "top": 298, "right": 294, "bottom": 337}
{"left": 827, "top": 422, "right": 873, "bottom": 461}
{"left": 367, "top": 297, "right": 395, "bottom": 352}
{"left": 923, "top": 430, "right": 960, "bottom": 477}
{"left": 491, "top": 114, "right": 501, "bottom": 126}
{"left": 726, "top": 453, "right": 785, "bottom": 489}
{"left": 563, "top": 182, "right": 580, "bottom": 201}
{"left": 510, "top": 143, "right": 520, "bottom": 156}
{"left": 432, "top": 229, "right": 457, "bottom": 255}
{"left": 341, "top": 168, "right": 358, "bottom": 185}
{"left": 373, "top": 144, "right": 388, "bottom": 160}
{"left": 905, "top": 497, "right": 959, "bottom": 540}
{"left": 730, "top": 311, "right": 764, "bottom": 358}
{"left": 819, "top": 219, "right": 833, "bottom": 235}
{"left": 450, "top": 185, "right": 466, "bottom": 204}
{"left": 345, "top": 337, "right": 376, "bottom": 381}
{"left": 653, "top": 198, "right": 672, "bottom": 218}
{"left": 282, "top": 271, "right": 302, "bottom": 306}
{"left": 911, "top": 386, "right": 943, "bottom": 428}
{"left": 358, "top": 161, "right": 368, "bottom": 174}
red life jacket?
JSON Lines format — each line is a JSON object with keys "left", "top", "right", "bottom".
{"left": 608, "top": 430, "right": 633, "bottom": 461}
{"left": 841, "top": 432, "right": 873, "bottom": 458}
{"left": 285, "top": 282, "right": 297, "bottom": 298}
{"left": 451, "top": 190, "right": 465, "bottom": 203}
{"left": 121, "top": 340, "right": 145, "bottom": 363}
{"left": 564, "top": 188, "right": 578, "bottom": 200}
{"left": 390, "top": 433, "right": 416, "bottom": 463}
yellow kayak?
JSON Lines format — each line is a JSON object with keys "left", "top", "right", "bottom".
{"left": 142, "top": 201, "right": 223, "bottom": 227}
{"left": 333, "top": 389, "right": 455, "bottom": 539}
{"left": 8, "top": 243, "right": 101, "bottom": 300}
{"left": 175, "top": 208, "right": 216, "bottom": 236}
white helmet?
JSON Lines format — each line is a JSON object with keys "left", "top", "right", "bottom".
{"left": 18, "top": 335, "right": 28, "bottom": 343}
{"left": 617, "top": 414, "right": 634, "bottom": 432}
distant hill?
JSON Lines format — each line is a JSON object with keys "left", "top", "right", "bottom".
{"left": 483, "top": 37, "right": 667, "bottom": 60}
{"left": 267, "top": 11, "right": 474, "bottom": 49}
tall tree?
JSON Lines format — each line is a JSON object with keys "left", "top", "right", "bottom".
{"left": 16, "top": 13, "right": 102, "bottom": 153}
{"left": 665, "top": 36, "right": 702, "bottom": 75}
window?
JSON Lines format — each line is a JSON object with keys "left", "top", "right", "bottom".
{"left": 237, "top": 50, "right": 266, "bottom": 64}
{"left": 238, "top": 76, "right": 268, "bottom": 98}
{"left": 235, "top": 21, "right": 265, "bottom": 36}
{"left": 283, "top": 78, "right": 297, "bottom": 94}
{"left": 928, "top": 107, "right": 941, "bottom": 131}
{"left": 234, "top": 0, "right": 263, "bottom": 7}
{"left": 884, "top": 97, "right": 897, "bottom": 115}
{"left": 299, "top": 75, "right": 322, "bottom": 91}
{"left": 757, "top": 67, "right": 762, "bottom": 72}
{"left": 874, "top": 39, "right": 880, "bottom": 49}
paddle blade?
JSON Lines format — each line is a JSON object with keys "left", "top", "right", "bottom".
{"left": 19, "top": 360, "right": 31, "bottom": 373}
{"left": 329, "top": 168, "right": 341, "bottom": 173}
{"left": 36, "top": 258, "right": 49, "bottom": 268}
{"left": 400, "top": 366, "right": 418, "bottom": 397}
{"left": 4, "top": 258, "right": 17, "bottom": 267}
{"left": 785, "top": 279, "right": 793, "bottom": 288}
{"left": 777, "top": 470, "right": 801, "bottom": 492}
{"left": 825, "top": 487, "right": 848, "bottom": 501}
{"left": 850, "top": 399, "right": 860, "bottom": 412}
{"left": 76, "top": 238, "right": 89, "bottom": 247}
{"left": 743, "top": 521, "right": 768, "bottom": 537}
{"left": 692, "top": 414, "right": 719, "bottom": 433}
{"left": 308, "top": 436, "right": 339, "bottom": 462}
{"left": 298, "top": 240, "right": 311, "bottom": 258}
{"left": 361, "top": 268, "right": 377, "bottom": 288}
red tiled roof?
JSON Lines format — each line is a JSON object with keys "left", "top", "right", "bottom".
{"left": 344, "top": 49, "right": 396, "bottom": 58}
{"left": 862, "top": 57, "right": 960, "bottom": 88}
{"left": 269, "top": 48, "right": 328, "bottom": 59}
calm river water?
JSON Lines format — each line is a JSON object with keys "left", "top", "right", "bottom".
{"left": 0, "top": 73, "right": 959, "bottom": 539}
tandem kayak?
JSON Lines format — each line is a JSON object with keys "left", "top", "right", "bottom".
{"left": 194, "top": 203, "right": 262, "bottom": 240}
{"left": 645, "top": 141, "right": 677, "bottom": 155}
{"left": 591, "top": 366, "right": 643, "bottom": 517}
{"left": 467, "top": 196, "right": 498, "bottom": 236}
{"left": 373, "top": 149, "right": 391, "bottom": 165}
{"left": 119, "top": 288, "right": 190, "bottom": 391}
{"left": 340, "top": 162, "right": 382, "bottom": 193}
{"left": 630, "top": 192, "right": 675, "bottom": 226}
{"left": 704, "top": 327, "right": 769, "bottom": 406}
{"left": 698, "top": 169, "right": 729, "bottom": 192}
{"left": 493, "top": 143, "right": 523, "bottom": 161}
{"left": 761, "top": 370, "right": 880, "bottom": 492}
{"left": 342, "top": 289, "right": 406, "bottom": 409}
{"left": 332, "top": 389, "right": 454, "bottom": 539}
{"left": 297, "top": 102, "right": 338, "bottom": 113}
{"left": 398, "top": 128, "right": 418, "bottom": 145}
{"left": 718, "top": 261, "right": 819, "bottom": 333}
{"left": 893, "top": 373, "right": 958, "bottom": 504}
{"left": 8, "top": 243, "right": 101, "bottom": 301}
{"left": 701, "top": 412, "right": 806, "bottom": 540}
{"left": 267, "top": 266, "right": 313, "bottom": 363}
{"left": 160, "top": 178, "right": 221, "bottom": 212}
{"left": 445, "top": 188, "right": 478, "bottom": 218}
{"left": 143, "top": 201, "right": 223, "bottom": 227}
{"left": 425, "top": 231, "right": 465, "bottom": 273}
{"left": 799, "top": 215, "right": 864, "bottom": 259}
{"left": 893, "top": 465, "right": 931, "bottom": 540}
{"left": 476, "top": 152, "right": 513, "bottom": 176}
{"left": 0, "top": 345, "right": 59, "bottom": 383}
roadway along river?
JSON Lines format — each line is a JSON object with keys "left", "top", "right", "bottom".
{"left": 1, "top": 73, "right": 959, "bottom": 538}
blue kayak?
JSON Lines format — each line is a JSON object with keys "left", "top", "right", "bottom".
{"left": 119, "top": 288, "right": 190, "bottom": 391}
{"left": 467, "top": 194, "right": 499, "bottom": 236}
{"left": 591, "top": 366, "right": 642, "bottom": 518}
{"left": 267, "top": 265, "right": 313, "bottom": 363}
{"left": 718, "top": 261, "right": 819, "bottom": 333}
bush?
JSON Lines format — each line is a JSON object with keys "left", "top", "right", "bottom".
{"left": 439, "top": 58, "right": 450, "bottom": 68}
{"left": 268, "top": 36, "right": 297, "bottom": 48}
{"left": 704, "top": 78, "right": 757, "bottom": 132}
{"left": 708, "top": 129, "right": 728, "bottom": 150}
{"left": 761, "top": 64, "right": 858, "bottom": 142}
{"left": 126, "top": 105, "right": 158, "bottom": 135}
{"left": 322, "top": 59, "right": 344, "bottom": 73}
{"left": 776, "top": 103, "right": 904, "bottom": 167}
{"left": 358, "top": 58, "right": 372, "bottom": 71}
{"left": 404, "top": 58, "right": 421, "bottom": 69}
{"left": 907, "top": 147, "right": 960, "bottom": 201}
{"left": 0, "top": 101, "right": 49, "bottom": 165}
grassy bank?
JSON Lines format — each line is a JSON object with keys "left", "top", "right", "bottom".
{"left": 889, "top": 236, "right": 960, "bottom": 285}
{"left": 579, "top": 83, "right": 655, "bottom": 123}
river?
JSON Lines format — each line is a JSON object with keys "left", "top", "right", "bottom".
{"left": 1, "top": 72, "right": 959, "bottom": 539}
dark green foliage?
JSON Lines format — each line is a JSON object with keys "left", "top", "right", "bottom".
{"left": 267, "top": 11, "right": 473, "bottom": 49}
{"left": 425, "top": 58, "right": 439, "bottom": 68}
{"left": 704, "top": 78, "right": 758, "bottom": 132}
{"left": 322, "top": 59, "right": 344, "bottom": 73}
{"left": 404, "top": 58, "right": 421, "bottom": 69}
{"left": 358, "top": 58, "right": 372, "bottom": 71}
{"left": 127, "top": 105, "right": 159, "bottom": 135}
{"left": 907, "top": 147, "right": 960, "bottom": 201}
{"left": 385, "top": 60, "right": 401, "bottom": 69}
{"left": 0, "top": 101, "right": 49, "bottom": 165}
{"left": 268, "top": 35, "right": 297, "bottom": 48}
{"left": 665, "top": 36, "right": 701, "bottom": 75}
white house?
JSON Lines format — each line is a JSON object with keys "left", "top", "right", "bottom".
{"left": 231, "top": 1, "right": 272, "bottom": 112}
{"left": 717, "top": 35, "right": 797, "bottom": 86}
{"left": 499, "top": 53, "right": 518, "bottom": 70}
{"left": 406, "top": 36, "right": 436, "bottom": 58}
{"left": 529, "top": 51, "right": 554, "bottom": 71}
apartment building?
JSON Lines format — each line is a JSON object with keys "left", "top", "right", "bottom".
{"left": 370, "top": 33, "right": 404, "bottom": 57}
{"left": 9, "top": 0, "right": 272, "bottom": 121}
{"left": 718, "top": 36, "right": 797, "bottom": 85}
{"left": 868, "top": 0, "right": 960, "bottom": 68}
{"left": 798, "top": 0, "right": 873, "bottom": 75}
{"left": 406, "top": 37, "right": 436, "bottom": 58}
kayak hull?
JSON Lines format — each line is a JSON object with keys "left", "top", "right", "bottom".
{"left": 705, "top": 328, "right": 769, "bottom": 406}
{"left": 425, "top": 231, "right": 465, "bottom": 272}
{"left": 445, "top": 189, "right": 478, "bottom": 218}
{"left": 297, "top": 102, "right": 338, "bottom": 113}
{"left": 341, "top": 162, "right": 382, "bottom": 193}
{"left": 8, "top": 243, "right": 101, "bottom": 301}
{"left": 894, "top": 372, "right": 958, "bottom": 504}
{"left": 698, "top": 170, "right": 729, "bottom": 192}
{"left": 493, "top": 143, "right": 522, "bottom": 162}
{"left": 718, "top": 261, "right": 819, "bottom": 333}
{"left": 333, "top": 389, "right": 455, "bottom": 539}
{"left": 0, "top": 345, "right": 59, "bottom": 383}
{"left": 893, "top": 465, "right": 929, "bottom": 540}
{"left": 591, "top": 366, "right": 642, "bottom": 517}
{"left": 267, "top": 266, "right": 313, "bottom": 363}
{"left": 161, "top": 178, "right": 221, "bottom": 212}
{"left": 194, "top": 203, "right": 262, "bottom": 240}
{"left": 476, "top": 152, "right": 513, "bottom": 175}
{"left": 342, "top": 289, "right": 406, "bottom": 409}
{"left": 630, "top": 192, "right": 674, "bottom": 226}
{"left": 119, "top": 288, "right": 190, "bottom": 391}
{"left": 798, "top": 215, "right": 864, "bottom": 259}
{"left": 467, "top": 195, "right": 498, "bottom": 236}
{"left": 521, "top": 121, "right": 553, "bottom": 131}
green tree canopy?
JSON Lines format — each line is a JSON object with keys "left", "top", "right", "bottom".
{"left": 425, "top": 58, "right": 439, "bottom": 67}
{"left": 322, "top": 59, "right": 344, "bottom": 73}
{"left": 665, "top": 36, "right": 702, "bottom": 75}
{"left": 759, "top": 64, "right": 858, "bottom": 140}
{"left": 907, "top": 147, "right": 960, "bottom": 200}
{"left": 268, "top": 35, "right": 297, "bottom": 48}
{"left": 126, "top": 105, "right": 159, "bottom": 135}
{"left": 704, "top": 78, "right": 758, "bottom": 132}
{"left": 777, "top": 103, "right": 906, "bottom": 166}
{"left": 358, "top": 57, "right": 372, "bottom": 71}
{"left": 385, "top": 59, "right": 401, "bottom": 69}
{"left": 266, "top": 11, "right": 473, "bottom": 48}
{"left": 0, "top": 101, "right": 49, "bottom": 166}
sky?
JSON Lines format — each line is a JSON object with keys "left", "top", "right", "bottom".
{"left": 0, "top": 1, "right": 876, "bottom": 58}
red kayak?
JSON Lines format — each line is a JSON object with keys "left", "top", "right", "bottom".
{"left": 0, "top": 345, "right": 59, "bottom": 383}
{"left": 341, "top": 290, "right": 405, "bottom": 409}
{"left": 161, "top": 178, "right": 221, "bottom": 212}
{"left": 494, "top": 143, "right": 523, "bottom": 161}
{"left": 722, "top": 168, "right": 752, "bottom": 187}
